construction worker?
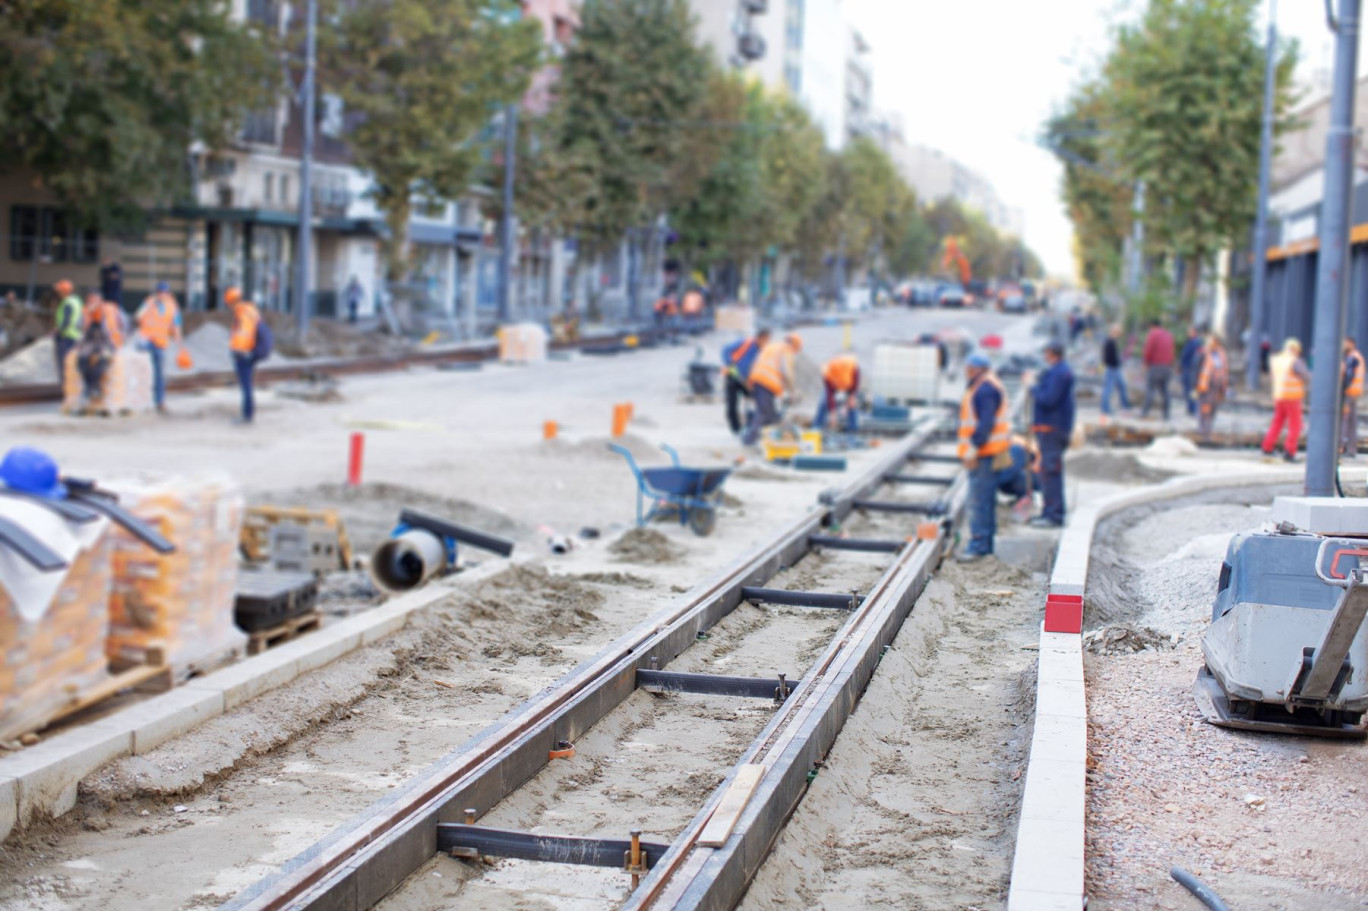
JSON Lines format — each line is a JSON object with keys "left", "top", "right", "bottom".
{"left": 52, "top": 280, "right": 83, "bottom": 389}
{"left": 680, "top": 286, "right": 706, "bottom": 333}
{"left": 1028, "top": 341, "right": 1075, "bottom": 528}
{"left": 1262, "top": 338, "right": 1310, "bottom": 462}
{"left": 957, "top": 352, "right": 1011, "bottom": 562}
{"left": 135, "top": 282, "right": 182, "bottom": 413}
{"left": 1195, "top": 334, "right": 1229, "bottom": 440}
{"left": 226, "top": 286, "right": 261, "bottom": 424}
{"left": 996, "top": 434, "right": 1040, "bottom": 518}
{"left": 653, "top": 295, "right": 678, "bottom": 342}
{"left": 721, "top": 328, "right": 771, "bottom": 435}
{"left": 1343, "top": 337, "right": 1364, "bottom": 457}
{"left": 815, "top": 353, "right": 860, "bottom": 433}
{"left": 742, "top": 332, "right": 802, "bottom": 446}
{"left": 82, "top": 293, "right": 126, "bottom": 347}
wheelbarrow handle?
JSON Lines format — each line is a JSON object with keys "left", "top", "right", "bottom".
{"left": 607, "top": 443, "right": 642, "bottom": 474}
{"left": 658, "top": 443, "right": 682, "bottom": 467}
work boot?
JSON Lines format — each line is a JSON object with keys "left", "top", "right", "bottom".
{"left": 1282, "top": 452, "right": 1298, "bottom": 463}
{"left": 1028, "top": 516, "right": 1064, "bottom": 528}
{"left": 955, "top": 550, "right": 987, "bottom": 564}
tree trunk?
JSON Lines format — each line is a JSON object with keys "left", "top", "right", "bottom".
{"left": 383, "top": 195, "right": 413, "bottom": 284}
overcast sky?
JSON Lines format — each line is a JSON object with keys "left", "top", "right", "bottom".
{"left": 844, "top": 0, "right": 1353, "bottom": 280}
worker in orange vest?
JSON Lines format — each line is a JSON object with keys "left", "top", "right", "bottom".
{"left": 742, "top": 333, "right": 802, "bottom": 446}
{"left": 680, "top": 286, "right": 706, "bottom": 333}
{"left": 81, "top": 293, "right": 126, "bottom": 347}
{"left": 815, "top": 353, "right": 860, "bottom": 433}
{"left": 135, "top": 282, "right": 182, "bottom": 413}
{"left": 1195, "top": 334, "right": 1229, "bottom": 440}
{"left": 1343, "top": 337, "right": 1365, "bottom": 457}
{"left": 1261, "top": 338, "right": 1310, "bottom": 462}
{"left": 957, "top": 353, "right": 1011, "bottom": 562}
{"left": 721, "top": 328, "right": 771, "bottom": 435}
{"left": 76, "top": 291, "right": 124, "bottom": 406}
{"left": 226, "top": 286, "right": 262, "bottom": 424}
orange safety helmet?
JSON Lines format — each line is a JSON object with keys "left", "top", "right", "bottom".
{"left": 224, "top": 286, "right": 243, "bottom": 305}
{"left": 785, "top": 333, "right": 803, "bottom": 352}
{"left": 54, "top": 280, "right": 73, "bottom": 295}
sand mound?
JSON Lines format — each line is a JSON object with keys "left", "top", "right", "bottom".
{"left": 255, "top": 481, "right": 534, "bottom": 556}
{"left": 454, "top": 564, "right": 602, "bottom": 641}
{"left": 543, "top": 432, "right": 662, "bottom": 463}
{"left": 1066, "top": 450, "right": 1173, "bottom": 484}
{"left": 609, "top": 527, "right": 681, "bottom": 564}
{"left": 0, "top": 337, "right": 56, "bottom": 384}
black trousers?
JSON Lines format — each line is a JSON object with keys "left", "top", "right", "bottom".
{"left": 725, "top": 374, "right": 751, "bottom": 434}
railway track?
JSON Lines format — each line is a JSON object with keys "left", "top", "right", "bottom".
{"left": 223, "top": 414, "right": 976, "bottom": 911}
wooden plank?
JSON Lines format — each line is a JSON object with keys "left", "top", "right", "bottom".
{"left": 697, "top": 763, "right": 766, "bottom": 848}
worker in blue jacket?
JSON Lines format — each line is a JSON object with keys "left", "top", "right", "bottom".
{"left": 721, "top": 328, "right": 770, "bottom": 435}
{"left": 1029, "top": 341, "right": 1075, "bottom": 527}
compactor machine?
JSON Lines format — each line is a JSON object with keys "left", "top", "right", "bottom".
{"left": 1195, "top": 497, "right": 1368, "bottom": 739}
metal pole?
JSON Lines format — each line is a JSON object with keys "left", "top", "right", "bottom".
{"left": 1247, "top": 0, "right": 1278, "bottom": 391}
{"left": 1128, "top": 180, "right": 1146, "bottom": 296}
{"left": 1306, "top": 0, "right": 1359, "bottom": 496}
{"left": 497, "top": 103, "right": 517, "bottom": 324}
{"left": 295, "top": 0, "right": 317, "bottom": 337}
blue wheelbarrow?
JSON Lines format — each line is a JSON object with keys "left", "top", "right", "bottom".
{"left": 609, "top": 443, "right": 731, "bottom": 536}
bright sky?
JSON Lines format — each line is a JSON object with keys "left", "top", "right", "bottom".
{"left": 844, "top": 0, "right": 1351, "bottom": 281}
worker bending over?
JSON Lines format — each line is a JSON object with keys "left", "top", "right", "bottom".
{"left": 815, "top": 353, "right": 860, "bottom": 433}
{"left": 743, "top": 333, "right": 802, "bottom": 446}
{"left": 52, "top": 279, "right": 83, "bottom": 390}
{"left": 1195, "top": 334, "right": 1229, "bottom": 440}
{"left": 721, "top": 328, "right": 770, "bottom": 435}
{"left": 1028, "top": 341, "right": 1074, "bottom": 528}
{"left": 227, "top": 287, "right": 262, "bottom": 425}
{"left": 1262, "top": 338, "right": 1310, "bottom": 462}
{"left": 995, "top": 434, "right": 1039, "bottom": 513}
{"left": 1344, "top": 337, "right": 1364, "bottom": 457}
{"left": 957, "top": 353, "right": 1011, "bottom": 562}
{"left": 76, "top": 291, "right": 124, "bottom": 406}
{"left": 135, "top": 281, "right": 182, "bottom": 413}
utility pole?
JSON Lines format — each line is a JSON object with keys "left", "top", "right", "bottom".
{"left": 295, "top": 0, "right": 317, "bottom": 337}
{"left": 1306, "top": 0, "right": 1359, "bottom": 496}
{"left": 497, "top": 103, "right": 517, "bottom": 324}
{"left": 1247, "top": 0, "right": 1278, "bottom": 391}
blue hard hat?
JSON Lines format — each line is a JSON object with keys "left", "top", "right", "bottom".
{"left": 966, "top": 353, "right": 992, "bottom": 369}
{"left": 0, "top": 447, "right": 65, "bottom": 499}
{"left": 156, "top": 281, "right": 170, "bottom": 293}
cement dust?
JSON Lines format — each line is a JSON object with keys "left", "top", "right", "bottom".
{"left": 608, "top": 527, "right": 682, "bottom": 564}
{"left": 1066, "top": 449, "right": 1174, "bottom": 484}
{"left": 742, "top": 557, "right": 1043, "bottom": 911}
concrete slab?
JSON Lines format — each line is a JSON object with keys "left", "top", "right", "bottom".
{"left": 0, "top": 720, "right": 132, "bottom": 824}
{"left": 1034, "top": 676, "right": 1086, "bottom": 719}
{"left": 1028, "top": 712, "right": 1087, "bottom": 765}
{"left": 1006, "top": 886, "right": 1085, "bottom": 911}
{"left": 0, "top": 777, "right": 15, "bottom": 842}
{"left": 194, "top": 650, "right": 302, "bottom": 711}
{"left": 1008, "top": 817, "right": 1085, "bottom": 897}
{"left": 267, "top": 624, "right": 365, "bottom": 676}
{"left": 1018, "top": 758, "right": 1086, "bottom": 824}
{"left": 128, "top": 686, "right": 226, "bottom": 755}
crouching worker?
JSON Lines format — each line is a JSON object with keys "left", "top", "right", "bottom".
{"left": 815, "top": 353, "right": 860, "bottom": 433}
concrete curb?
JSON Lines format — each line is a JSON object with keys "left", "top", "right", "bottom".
{"left": 0, "top": 558, "right": 514, "bottom": 843}
{"left": 1007, "top": 467, "right": 1301, "bottom": 911}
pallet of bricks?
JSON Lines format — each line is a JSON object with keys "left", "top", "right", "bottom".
{"left": 0, "top": 473, "right": 246, "bottom": 743}
{"left": 61, "top": 346, "right": 153, "bottom": 416}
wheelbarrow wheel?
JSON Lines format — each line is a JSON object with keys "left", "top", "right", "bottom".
{"left": 687, "top": 505, "right": 718, "bottom": 537}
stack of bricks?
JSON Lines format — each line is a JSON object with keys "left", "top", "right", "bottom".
{"left": 105, "top": 474, "right": 245, "bottom": 675}
{"left": 61, "top": 348, "right": 153, "bottom": 415}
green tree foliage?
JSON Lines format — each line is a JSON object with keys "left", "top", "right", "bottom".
{"left": 0, "top": 0, "right": 278, "bottom": 229}
{"left": 322, "top": 0, "right": 541, "bottom": 279}
{"left": 540, "top": 0, "right": 712, "bottom": 252}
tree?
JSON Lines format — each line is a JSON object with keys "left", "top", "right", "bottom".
{"left": 0, "top": 0, "right": 278, "bottom": 229}
{"left": 545, "top": 0, "right": 712, "bottom": 253}
{"left": 1102, "top": 0, "right": 1297, "bottom": 300}
{"left": 323, "top": 0, "right": 541, "bottom": 279}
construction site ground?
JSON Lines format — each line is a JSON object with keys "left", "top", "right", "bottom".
{"left": 0, "top": 308, "right": 1034, "bottom": 910}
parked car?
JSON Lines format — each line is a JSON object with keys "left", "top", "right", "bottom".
{"left": 936, "top": 282, "right": 968, "bottom": 308}
{"left": 1001, "top": 293, "right": 1027, "bottom": 314}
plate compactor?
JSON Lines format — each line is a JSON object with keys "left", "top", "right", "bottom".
{"left": 1194, "top": 497, "right": 1368, "bottom": 739}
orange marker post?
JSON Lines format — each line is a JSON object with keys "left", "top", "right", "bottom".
{"left": 543, "top": 420, "right": 558, "bottom": 440}
{"left": 347, "top": 433, "right": 365, "bottom": 487}
{"left": 611, "top": 403, "right": 629, "bottom": 438}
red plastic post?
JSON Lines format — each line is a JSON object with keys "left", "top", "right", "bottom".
{"left": 347, "top": 432, "right": 365, "bottom": 486}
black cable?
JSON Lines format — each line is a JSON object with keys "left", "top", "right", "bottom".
{"left": 1170, "top": 866, "right": 1230, "bottom": 911}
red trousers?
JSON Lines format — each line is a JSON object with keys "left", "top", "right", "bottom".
{"left": 1262, "top": 399, "right": 1303, "bottom": 456}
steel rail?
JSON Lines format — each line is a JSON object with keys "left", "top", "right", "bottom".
{"left": 223, "top": 417, "right": 948, "bottom": 911}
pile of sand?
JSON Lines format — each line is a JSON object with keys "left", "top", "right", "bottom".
{"left": 454, "top": 564, "right": 602, "bottom": 641}
{"left": 543, "top": 432, "right": 661, "bottom": 463}
{"left": 1066, "top": 450, "right": 1174, "bottom": 484}
{"left": 608, "top": 527, "right": 681, "bottom": 564}
{"left": 0, "top": 337, "right": 56, "bottom": 384}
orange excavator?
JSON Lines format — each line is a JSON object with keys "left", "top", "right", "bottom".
{"left": 941, "top": 237, "right": 971, "bottom": 285}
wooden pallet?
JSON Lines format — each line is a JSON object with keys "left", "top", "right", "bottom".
{"left": 24, "top": 646, "right": 175, "bottom": 737}
{"left": 241, "top": 505, "right": 354, "bottom": 570}
{"left": 246, "top": 610, "right": 324, "bottom": 656}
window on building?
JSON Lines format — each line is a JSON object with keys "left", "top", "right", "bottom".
{"left": 40, "top": 208, "right": 69, "bottom": 262}
{"left": 264, "top": 172, "right": 274, "bottom": 203}
{"left": 242, "top": 107, "right": 278, "bottom": 145}
{"left": 9, "top": 205, "right": 37, "bottom": 261}
{"left": 71, "top": 226, "right": 98, "bottom": 263}
{"left": 280, "top": 175, "right": 291, "bottom": 206}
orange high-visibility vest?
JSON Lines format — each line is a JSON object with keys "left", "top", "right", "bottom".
{"left": 1271, "top": 352, "right": 1306, "bottom": 402}
{"left": 137, "top": 295, "right": 179, "bottom": 349}
{"left": 957, "top": 373, "right": 1010, "bottom": 459}
{"left": 229, "top": 303, "right": 261, "bottom": 353}
{"left": 749, "top": 340, "right": 794, "bottom": 396}
{"left": 654, "top": 297, "right": 678, "bottom": 317}
{"left": 84, "top": 302, "right": 125, "bottom": 347}
{"left": 823, "top": 354, "right": 859, "bottom": 392}
{"left": 1347, "top": 350, "right": 1365, "bottom": 398}
{"left": 1197, "top": 348, "right": 1228, "bottom": 394}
